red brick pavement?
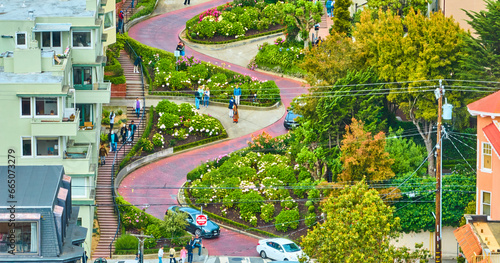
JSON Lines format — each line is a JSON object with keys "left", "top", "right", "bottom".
{"left": 122, "top": 0, "right": 309, "bottom": 256}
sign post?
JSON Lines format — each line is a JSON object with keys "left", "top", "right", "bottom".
{"left": 174, "top": 50, "right": 180, "bottom": 71}
{"left": 196, "top": 214, "right": 207, "bottom": 227}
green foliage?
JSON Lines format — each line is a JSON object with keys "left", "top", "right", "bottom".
{"left": 260, "top": 203, "right": 275, "bottom": 223}
{"left": 254, "top": 40, "right": 306, "bottom": 76}
{"left": 283, "top": 0, "right": 323, "bottom": 48}
{"left": 300, "top": 181, "right": 428, "bottom": 262}
{"left": 130, "top": 0, "right": 156, "bottom": 20}
{"left": 156, "top": 100, "right": 179, "bottom": 114}
{"left": 238, "top": 191, "right": 264, "bottom": 215}
{"left": 304, "top": 212, "right": 317, "bottom": 227}
{"left": 163, "top": 210, "right": 189, "bottom": 237}
{"left": 152, "top": 133, "right": 164, "bottom": 147}
{"left": 138, "top": 138, "right": 154, "bottom": 152}
{"left": 281, "top": 196, "right": 297, "bottom": 210}
{"left": 460, "top": 200, "right": 476, "bottom": 226}
{"left": 115, "top": 234, "right": 139, "bottom": 250}
{"left": 117, "top": 109, "right": 123, "bottom": 116}
{"left": 100, "top": 133, "right": 108, "bottom": 143}
{"left": 332, "top": 0, "right": 353, "bottom": 35}
{"left": 308, "top": 188, "right": 320, "bottom": 203}
{"left": 275, "top": 209, "right": 300, "bottom": 232}
{"left": 367, "top": 0, "right": 431, "bottom": 16}
{"left": 101, "top": 117, "right": 110, "bottom": 125}
{"left": 394, "top": 173, "right": 476, "bottom": 232}
{"left": 257, "top": 80, "right": 281, "bottom": 104}
{"left": 458, "top": 0, "right": 500, "bottom": 80}
{"left": 385, "top": 128, "right": 427, "bottom": 176}
{"left": 157, "top": 113, "right": 180, "bottom": 130}
{"left": 179, "top": 103, "right": 196, "bottom": 118}
{"left": 293, "top": 178, "right": 313, "bottom": 198}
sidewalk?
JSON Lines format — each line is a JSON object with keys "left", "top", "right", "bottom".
{"left": 109, "top": 98, "right": 286, "bottom": 139}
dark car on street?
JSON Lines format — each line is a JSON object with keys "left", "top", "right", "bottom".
{"left": 284, "top": 109, "right": 302, "bottom": 129}
{"left": 166, "top": 206, "right": 220, "bottom": 238}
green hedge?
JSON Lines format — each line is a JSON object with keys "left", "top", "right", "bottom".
{"left": 114, "top": 248, "right": 183, "bottom": 255}
{"left": 129, "top": 0, "right": 156, "bottom": 20}
{"left": 185, "top": 27, "right": 286, "bottom": 45}
{"left": 173, "top": 131, "right": 228, "bottom": 153}
{"left": 184, "top": 188, "right": 280, "bottom": 238}
{"left": 121, "top": 34, "right": 281, "bottom": 107}
{"left": 119, "top": 106, "right": 155, "bottom": 170}
{"left": 149, "top": 91, "right": 277, "bottom": 107}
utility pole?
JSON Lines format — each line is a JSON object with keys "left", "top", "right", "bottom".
{"left": 434, "top": 80, "right": 443, "bottom": 263}
{"left": 132, "top": 232, "right": 153, "bottom": 263}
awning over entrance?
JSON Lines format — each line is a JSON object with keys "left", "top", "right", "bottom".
{"left": 33, "top": 23, "right": 72, "bottom": 32}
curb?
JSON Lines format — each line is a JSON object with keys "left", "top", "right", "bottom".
{"left": 180, "top": 28, "right": 285, "bottom": 51}
{"left": 145, "top": 94, "right": 282, "bottom": 111}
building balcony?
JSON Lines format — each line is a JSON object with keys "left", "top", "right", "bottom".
{"left": 31, "top": 109, "right": 80, "bottom": 137}
{"left": 75, "top": 82, "right": 111, "bottom": 104}
{"left": 41, "top": 49, "right": 71, "bottom": 73}
{"left": 62, "top": 144, "right": 93, "bottom": 174}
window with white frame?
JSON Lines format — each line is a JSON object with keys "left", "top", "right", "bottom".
{"left": 482, "top": 142, "right": 492, "bottom": 170}
{"left": 0, "top": 221, "right": 38, "bottom": 253}
{"left": 21, "top": 97, "right": 31, "bottom": 117}
{"left": 41, "top": 31, "right": 61, "bottom": 48}
{"left": 36, "top": 137, "right": 59, "bottom": 156}
{"left": 71, "top": 177, "right": 87, "bottom": 198}
{"left": 35, "top": 97, "right": 58, "bottom": 116}
{"left": 72, "top": 31, "right": 91, "bottom": 48}
{"left": 22, "top": 137, "right": 32, "bottom": 157}
{"left": 15, "top": 32, "right": 27, "bottom": 49}
{"left": 482, "top": 191, "right": 491, "bottom": 216}
{"left": 104, "top": 11, "right": 114, "bottom": 29}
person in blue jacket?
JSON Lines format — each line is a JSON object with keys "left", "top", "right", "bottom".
{"left": 233, "top": 85, "right": 242, "bottom": 105}
{"left": 326, "top": 0, "right": 332, "bottom": 17}
{"left": 228, "top": 97, "right": 235, "bottom": 118}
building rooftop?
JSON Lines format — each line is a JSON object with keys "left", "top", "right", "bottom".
{"left": 484, "top": 123, "right": 500, "bottom": 155}
{"left": 0, "top": 71, "right": 63, "bottom": 84}
{"left": 0, "top": 166, "right": 64, "bottom": 207}
{"left": 468, "top": 90, "right": 500, "bottom": 117}
{"left": 0, "top": 0, "right": 94, "bottom": 21}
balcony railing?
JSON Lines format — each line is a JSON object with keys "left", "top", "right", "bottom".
{"left": 64, "top": 144, "right": 92, "bottom": 159}
{"left": 31, "top": 109, "right": 80, "bottom": 137}
{"left": 75, "top": 82, "right": 111, "bottom": 104}
{"left": 473, "top": 254, "right": 500, "bottom": 263}
{"left": 41, "top": 49, "right": 71, "bottom": 72}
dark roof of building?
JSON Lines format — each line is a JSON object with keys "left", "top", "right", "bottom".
{"left": 0, "top": 166, "right": 63, "bottom": 207}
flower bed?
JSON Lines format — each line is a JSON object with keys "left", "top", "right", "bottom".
{"left": 185, "top": 0, "right": 286, "bottom": 43}
{"left": 185, "top": 132, "right": 322, "bottom": 238}
{"left": 252, "top": 37, "right": 306, "bottom": 77}
{"left": 120, "top": 34, "right": 281, "bottom": 106}
{"left": 139, "top": 99, "right": 227, "bottom": 151}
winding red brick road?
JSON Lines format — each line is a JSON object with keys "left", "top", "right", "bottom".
{"left": 121, "top": 0, "right": 308, "bottom": 256}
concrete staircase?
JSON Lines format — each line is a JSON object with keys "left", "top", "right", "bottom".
{"left": 92, "top": 51, "right": 148, "bottom": 259}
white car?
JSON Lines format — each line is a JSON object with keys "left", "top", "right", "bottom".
{"left": 256, "top": 238, "right": 306, "bottom": 261}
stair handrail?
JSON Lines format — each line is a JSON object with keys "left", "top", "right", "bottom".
{"left": 122, "top": 0, "right": 135, "bottom": 31}
{"left": 108, "top": 40, "right": 146, "bottom": 258}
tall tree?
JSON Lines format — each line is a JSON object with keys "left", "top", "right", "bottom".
{"left": 300, "top": 31, "right": 366, "bottom": 86}
{"left": 458, "top": 0, "right": 500, "bottom": 81}
{"left": 354, "top": 9, "right": 466, "bottom": 177}
{"left": 367, "top": 0, "right": 431, "bottom": 16}
{"left": 284, "top": 0, "right": 324, "bottom": 48}
{"left": 332, "top": 0, "right": 353, "bottom": 35}
{"left": 385, "top": 128, "right": 427, "bottom": 176}
{"left": 339, "top": 118, "right": 394, "bottom": 182}
{"left": 301, "top": 181, "right": 428, "bottom": 262}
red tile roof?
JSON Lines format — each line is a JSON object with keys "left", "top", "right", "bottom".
{"left": 454, "top": 224, "right": 483, "bottom": 263}
{"left": 468, "top": 90, "right": 500, "bottom": 115}
{"left": 483, "top": 123, "right": 500, "bottom": 155}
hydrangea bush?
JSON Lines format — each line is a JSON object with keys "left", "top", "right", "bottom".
{"left": 186, "top": 1, "right": 285, "bottom": 39}
{"left": 187, "top": 134, "right": 321, "bottom": 232}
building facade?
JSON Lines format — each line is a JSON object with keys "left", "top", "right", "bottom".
{"left": 0, "top": 0, "right": 115, "bottom": 254}
{"left": 0, "top": 166, "right": 87, "bottom": 262}
{"left": 467, "top": 90, "right": 500, "bottom": 220}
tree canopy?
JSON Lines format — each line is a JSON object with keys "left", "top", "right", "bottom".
{"left": 367, "top": 0, "right": 431, "bottom": 16}
{"left": 301, "top": 181, "right": 428, "bottom": 262}
{"left": 283, "top": 0, "right": 324, "bottom": 48}
{"left": 332, "top": 0, "right": 353, "bottom": 35}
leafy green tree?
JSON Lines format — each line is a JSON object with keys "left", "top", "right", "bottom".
{"left": 283, "top": 0, "right": 324, "bottom": 48}
{"left": 367, "top": 0, "right": 431, "bottom": 16}
{"left": 301, "top": 181, "right": 427, "bottom": 262}
{"left": 300, "top": 31, "right": 366, "bottom": 86}
{"left": 162, "top": 210, "right": 188, "bottom": 237}
{"left": 332, "top": 0, "right": 353, "bottom": 35}
{"left": 385, "top": 128, "right": 427, "bottom": 176}
{"left": 458, "top": 0, "right": 500, "bottom": 81}
{"left": 354, "top": 9, "right": 466, "bottom": 176}
{"left": 393, "top": 173, "right": 475, "bottom": 232}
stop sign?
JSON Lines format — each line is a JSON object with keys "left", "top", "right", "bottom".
{"left": 196, "top": 214, "right": 207, "bottom": 226}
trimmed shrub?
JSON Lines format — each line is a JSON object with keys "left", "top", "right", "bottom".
{"left": 156, "top": 100, "right": 179, "bottom": 114}
{"left": 305, "top": 212, "right": 317, "bottom": 227}
{"left": 275, "top": 209, "right": 300, "bottom": 232}
{"left": 260, "top": 203, "right": 275, "bottom": 223}
{"left": 115, "top": 234, "right": 139, "bottom": 250}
